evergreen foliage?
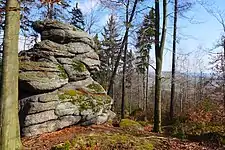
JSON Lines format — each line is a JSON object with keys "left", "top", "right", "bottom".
{"left": 98, "top": 15, "right": 121, "bottom": 89}
{"left": 136, "top": 8, "right": 155, "bottom": 74}
{"left": 70, "top": 3, "right": 85, "bottom": 30}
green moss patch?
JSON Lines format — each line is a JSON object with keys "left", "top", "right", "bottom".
{"left": 72, "top": 60, "right": 87, "bottom": 72}
{"left": 57, "top": 65, "right": 68, "bottom": 79}
{"left": 138, "top": 121, "right": 151, "bottom": 127}
{"left": 19, "top": 62, "right": 68, "bottom": 80}
{"left": 58, "top": 89, "right": 111, "bottom": 112}
{"left": 86, "top": 83, "right": 105, "bottom": 93}
{"left": 52, "top": 141, "right": 70, "bottom": 150}
{"left": 19, "top": 71, "right": 51, "bottom": 81}
{"left": 51, "top": 133, "right": 154, "bottom": 150}
{"left": 119, "top": 119, "right": 143, "bottom": 130}
{"left": 20, "top": 61, "right": 53, "bottom": 71}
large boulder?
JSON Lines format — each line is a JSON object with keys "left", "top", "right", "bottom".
{"left": 19, "top": 20, "right": 115, "bottom": 137}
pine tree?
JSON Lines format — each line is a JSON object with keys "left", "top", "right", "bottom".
{"left": 70, "top": 3, "right": 85, "bottom": 30}
{"left": 93, "top": 34, "right": 101, "bottom": 52}
{"left": 99, "top": 15, "right": 121, "bottom": 93}
{"left": 136, "top": 8, "right": 155, "bottom": 114}
{"left": 92, "top": 34, "right": 105, "bottom": 85}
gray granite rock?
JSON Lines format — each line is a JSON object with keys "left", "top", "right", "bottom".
{"left": 19, "top": 20, "right": 115, "bottom": 137}
{"left": 23, "top": 110, "right": 58, "bottom": 127}
{"left": 55, "top": 102, "right": 79, "bottom": 116}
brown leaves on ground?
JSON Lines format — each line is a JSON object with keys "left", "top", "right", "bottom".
{"left": 22, "top": 123, "right": 223, "bottom": 150}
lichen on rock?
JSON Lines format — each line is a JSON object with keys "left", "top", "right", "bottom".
{"left": 72, "top": 60, "right": 87, "bottom": 72}
{"left": 19, "top": 20, "right": 115, "bottom": 137}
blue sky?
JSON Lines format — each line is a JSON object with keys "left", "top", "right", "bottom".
{"left": 76, "top": 0, "right": 225, "bottom": 73}
{"left": 17, "top": 0, "right": 225, "bottom": 73}
{"left": 164, "top": 0, "right": 225, "bottom": 72}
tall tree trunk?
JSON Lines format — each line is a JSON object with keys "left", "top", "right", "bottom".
{"left": 153, "top": 0, "right": 160, "bottom": 132}
{"left": 223, "top": 39, "right": 225, "bottom": 112}
{"left": 110, "top": 54, "right": 115, "bottom": 111}
{"left": 47, "top": 3, "right": 54, "bottom": 19}
{"left": 194, "top": 73, "right": 197, "bottom": 103}
{"left": 199, "top": 71, "right": 203, "bottom": 101}
{"left": 130, "top": 81, "right": 132, "bottom": 113}
{"left": 180, "top": 84, "right": 183, "bottom": 113}
{"left": 121, "top": 0, "right": 130, "bottom": 119}
{"left": 170, "top": 0, "right": 178, "bottom": 121}
{"left": 142, "top": 74, "right": 145, "bottom": 110}
{"left": 111, "top": 56, "right": 115, "bottom": 100}
{"left": 153, "top": 0, "right": 167, "bottom": 133}
{"left": 0, "top": 0, "right": 22, "bottom": 149}
{"left": 137, "top": 72, "right": 140, "bottom": 108}
{"left": 121, "top": 36, "right": 128, "bottom": 119}
{"left": 145, "top": 52, "right": 150, "bottom": 118}
{"left": 107, "top": 0, "right": 138, "bottom": 97}
{"left": 129, "top": 80, "right": 132, "bottom": 114}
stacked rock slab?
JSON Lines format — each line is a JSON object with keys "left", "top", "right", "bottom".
{"left": 19, "top": 20, "right": 115, "bottom": 137}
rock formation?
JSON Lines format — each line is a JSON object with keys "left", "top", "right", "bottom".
{"left": 19, "top": 20, "right": 115, "bottom": 137}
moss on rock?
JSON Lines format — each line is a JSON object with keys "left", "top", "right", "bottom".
{"left": 19, "top": 62, "right": 69, "bottom": 80}
{"left": 19, "top": 61, "right": 59, "bottom": 71}
{"left": 72, "top": 60, "right": 87, "bottom": 72}
{"left": 20, "top": 61, "right": 46, "bottom": 70}
{"left": 119, "top": 119, "right": 143, "bottom": 130}
{"left": 87, "top": 83, "right": 105, "bottom": 93}
{"left": 19, "top": 71, "right": 51, "bottom": 81}
{"left": 57, "top": 65, "right": 68, "bottom": 79}
{"left": 58, "top": 89, "right": 111, "bottom": 112}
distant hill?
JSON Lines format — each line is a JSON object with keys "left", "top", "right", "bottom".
{"left": 147, "top": 71, "right": 211, "bottom": 91}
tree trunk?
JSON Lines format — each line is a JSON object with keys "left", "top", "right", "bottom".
{"left": 121, "top": 36, "right": 128, "bottom": 119}
{"left": 223, "top": 39, "right": 225, "bottom": 112}
{"left": 129, "top": 80, "right": 132, "bottom": 114}
{"left": 153, "top": 0, "right": 167, "bottom": 133}
{"left": 130, "top": 82, "right": 132, "bottom": 114}
{"left": 121, "top": 0, "right": 130, "bottom": 119}
{"left": 47, "top": 3, "right": 54, "bottom": 19}
{"left": 111, "top": 56, "right": 115, "bottom": 100}
{"left": 0, "top": 0, "right": 22, "bottom": 149}
{"left": 137, "top": 72, "right": 140, "bottom": 108}
{"left": 170, "top": 0, "right": 178, "bottom": 121}
{"left": 142, "top": 74, "right": 145, "bottom": 110}
{"left": 180, "top": 85, "right": 183, "bottom": 113}
{"left": 107, "top": 0, "right": 138, "bottom": 96}
{"left": 145, "top": 51, "right": 150, "bottom": 118}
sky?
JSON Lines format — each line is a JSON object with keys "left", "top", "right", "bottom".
{"left": 15, "top": 0, "right": 225, "bottom": 73}
{"left": 75, "top": 0, "right": 225, "bottom": 73}
{"left": 169, "top": 0, "right": 225, "bottom": 73}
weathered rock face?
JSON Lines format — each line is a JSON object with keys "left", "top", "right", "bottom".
{"left": 19, "top": 20, "right": 115, "bottom": 137}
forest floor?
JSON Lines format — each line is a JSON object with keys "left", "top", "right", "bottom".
{"left": 22, "top": 123, "right": 225, "bottom": 150}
